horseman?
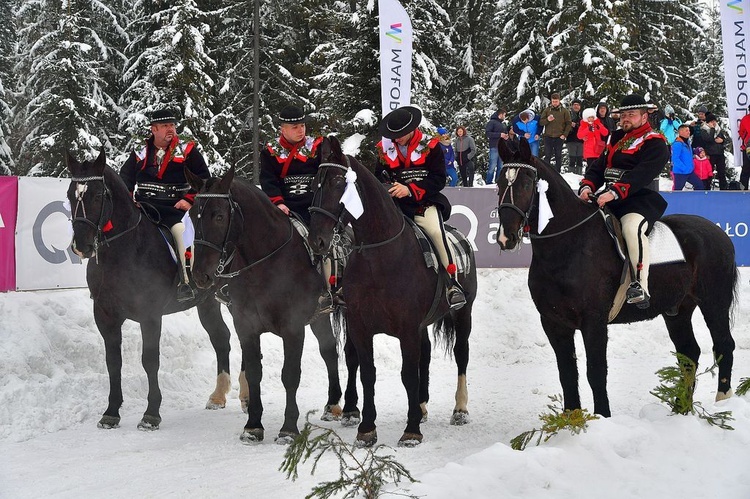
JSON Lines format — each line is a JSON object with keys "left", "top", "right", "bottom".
{"left": 578, "top": 94, "right": 670, "bottom": 308}
{"left": 120, "top": 108, "right": 210, "bottom": 302}
{"left": 376, "top": 106, "right": 466, "bottom": 310}
{"left": 260, "top": 105, "right": 338, "bottom": 313}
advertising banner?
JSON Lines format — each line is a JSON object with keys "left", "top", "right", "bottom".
{"left": 720, "top": 0, "right": 750, "bottom": 166}
{"left": 16, "top": 177, "right": 86, "bottom": 290}
{"left": 379, "top": 0, "right": 413, "bottom": 117}
{"left": 0, "top": 176, "right": 18, "bottom": 291}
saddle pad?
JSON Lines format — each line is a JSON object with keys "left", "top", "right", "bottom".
{"left": 408, "top": 218, "right": 472, "bottom": 275}
{"left": 649, "top": 221, "right": 686, "bottom": 266}
{"left": 160, "top": 212, "right": 195, "bottom": 264}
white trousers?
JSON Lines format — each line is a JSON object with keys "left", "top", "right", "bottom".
{"left": 170, "top": 222, "right": 189, "bottom": 284}
{"left": 414, "top": 205, "right": 456, "bottom": 274}
{"left": 620, "top": 213, "right": 650, "bottom": 294}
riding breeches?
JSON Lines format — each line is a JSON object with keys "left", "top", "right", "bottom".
{"left": 170, "top": 222, "right": 190, "bottom": 284}
{"left": 621, "top": 213, "right": 650, "bottom": 293}
{"left": 414, "top": 205, "right": 457, "bottom": 276}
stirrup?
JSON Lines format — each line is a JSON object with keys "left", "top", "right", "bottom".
{"left": 214, "top": 284, "right": 231, "bottom": 307}
{"left": 447, "top": 285, "right": 466, "bottom": 310}
{"left": 626, "top": 282, "right": 650, "bottom": 309}
{"left": 177, "top": 283, "right": 195, "bottom": 302}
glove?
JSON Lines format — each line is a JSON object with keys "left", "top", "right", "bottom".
{"left": 589, "top": 125, "right": 595, "bottom": 132}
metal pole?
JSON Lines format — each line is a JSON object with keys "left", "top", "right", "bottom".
{"left": 252, "top": 0, "right": 260, "bottom": 184}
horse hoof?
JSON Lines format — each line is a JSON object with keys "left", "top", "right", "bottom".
{"left": 240, "top": 398, "right": 249, "bottom": 414}
{"left": 450, "top": 410, "right": 470, "bottom": 426}
{"left": 716, "top": 389, "right": 733, "bottom": 402}
{"left": 137, "top": 415, "right": 161, "bottom": 431}
{"left": 354, "top": 429, "right": 377, "bottom": 447}
{"left": 398, "top": 432, "right": 423, "bottom": 447}
{"left": 240, "top": 428, "right": 264, "bottom": 444}
{"left": 341, "top": 410, "right": 361, "bottom": 427}
{"left": 321, "top": 404, "right": 343, "bottom": 421}
{"left": 97, "top": 415, "right": 120, "bottom": 429}
{"left": 205, "top": 400, "right": 226, "bottom": 410}
{"left": 274, "top": 431, "right": 298, "bottom": 445}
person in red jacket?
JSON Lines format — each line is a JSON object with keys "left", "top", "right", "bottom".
{"left": 376, "top": 106, "right": 465, "bottom": 309}
{"left": 577, "top": 107, "right": 609, "bottom": 169}
{"left": 738, "top": 106, "right": 750, "bottom": 189}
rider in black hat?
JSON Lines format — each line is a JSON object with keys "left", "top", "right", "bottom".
{"left": 578, "top": 94, "right": 669, "bottom": 308}
{"left": 376, "top": 106, "right": 466, "bottom": 309}
{"left": 120, "top": 107, "right": 210, "bottom": 302}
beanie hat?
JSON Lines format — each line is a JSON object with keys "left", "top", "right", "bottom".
{"left": 697, "top": 105, "right": 708, "bottom": 113}
{"left": 705, "top": 112, "right": 718, "bottom": 123}
{"left": 436, "top": 126, "right": 448, "bottom": 135}
{"left": 664, "top": 105, "right": 675, "bottom": 115}
{"left": 693, "top": 147, "right": 705, "bottom": 155}
{"left": 582, "top": 108, "right": 596, "bottom": 121}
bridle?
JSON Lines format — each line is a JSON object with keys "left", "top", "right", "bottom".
{"left": 70, "top": 175, "right": 141, "bottom": 257}
{"left": 192, "top": 190, "right": 292, "bottom": 278}
{"left": 309, "top": 159, "right": 406, "bottom": 253}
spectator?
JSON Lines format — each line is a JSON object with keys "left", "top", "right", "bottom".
{"left": 700, "top": 112, "right": 728, "bottom": 190}
{"left": 437, "top": 127, "right": 458, "bottom": 187}
{"left": 485, "top": 107, "right": 509, "bottom": 184}
{"left": 566, "top": 99, "right": 584, "bottom": 174}
{"left": 597, "top": 102, "right": 617, "bottom": 134}
{"left": 738, "top": 106, "right": 750, "bottom": 189}
{"left": 671, "top": 124, "right": 705, "bottom": 190}
{"left": 540, "top": 93, "right": 572, "bottom": 172}
{"left": 454, "top": 126, "right": 476, "bottom": 187}
{"left": 693, "top": 147, "right": 714, "bottom": 190}
{"left": 511, "top": 109, "right": 541, "bottom": 157}
{"left": 659, "top": 105, "right": 682, "bottom": 145}
{"left": 577, "top": 107, "right": 608, "bottom": 170}
{"left": 689, "top": 104, "right": 708, "bottom": 150}
{"left": 648, "top": 102, "right": 665, "bottom": 131}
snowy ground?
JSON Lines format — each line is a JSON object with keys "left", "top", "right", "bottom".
{"left": 1, "top": 268, "right": 749, "bottom": 498}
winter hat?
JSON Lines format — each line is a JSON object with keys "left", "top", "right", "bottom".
{"left": 379, "top": 106, "right": 422, "bottom": 139}
{"left": 664, "top": 105, "right": 675, "bottom": 115}
{"left": 697, "top": 105, "right": 709, "bottom": 113}
{"left": 278, "top": 105, "right": 306, "bottom": 124}
{"left": 572, "top": 99, "right": 582, "bottom": 105}
{"left": 693, "top": 147, "right": 705, "bottom": 155}
{"left": 150, "top": 108, "right": 179, "bottom": 125}
{"left": 705, "top": 112, "right": 718, "bottom": 123}
{"left": 582, "top": 108, "right": 596, "bottom": 121}
{"left": 436, "top": 126, "right": 448, "bottom": 136}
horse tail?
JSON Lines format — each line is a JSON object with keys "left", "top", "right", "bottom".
{"left": 331, "top": 307, "right": 347, "bottom": 353}
{"left": 432, "top": 313, "right": 457, "bottom": 358}
{"left": 730, "top": 265, "right": 740, "bottom": 329}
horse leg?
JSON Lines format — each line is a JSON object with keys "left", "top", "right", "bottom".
{"left": 238, "top": 359, "right": 249, "bottom": 413}
{"left": 341, "top": 336, "right": 361, "bottom": 427}
{"left": 95, "top": 309, "right": 125, "bottom": 429}
{"left": 399, "top": 333, "right": 424, "bottom": 447}
{"left": 699, "top": 296, "right": 736, "bottom": 401}
{"left": 239, "top": 332, "right": 264, "bottom": 443}
{"left": 309, "top": 316, "right": 343, "bottom": 421}
{"left": 276, "top": 329, "right": 304, "bottom": 444}
{"left": 196, "top": 299, "right": 232, "bottom": 410}
{"left": 418, "top": 327, "right": 431, "bottom": 423}
{"left": 541, "top": 315, "right": 581, "bottom": 413}
{"left": 353, "top": 331, "right": 378, "bottom": 447}
{"left": 663, "top": 303, "right": 700, "bottom": 412}
{"left": 138, "top": 317, "right": 163, "bottom": 430}
{"left": 451, "top": 306, "right": 472, "bottom": 425}
{"left": 580, "top": 319, "right": 611, "bottom": 417}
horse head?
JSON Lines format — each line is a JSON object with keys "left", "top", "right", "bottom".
{"left": 66, "top": 148, "right": 112, "bottom": 259}
{"left": 495, "top": 137, "right": 538, "bottom": 250}
{"left": 187, "top": 166, "right": 242, "bottom": 289}
{"left": 308, "top": 135, "right": 352, "bottom": 256}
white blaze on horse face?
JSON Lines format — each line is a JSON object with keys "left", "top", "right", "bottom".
{"left": 75, "top": 183, "right": 88, "bottom": 200}
{"left": 497, "top": 168, "right": 519, "bottom": 248}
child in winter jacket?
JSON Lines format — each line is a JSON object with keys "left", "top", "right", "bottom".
{"left": 577, "top": 108, "right": 609, "bottom": 169}
{"left": 692, "top": 147, "right": 714, "bottom": 190}
{"left": 511, "top": 110, "right": 541, "bottom": 157}
{"left": 437, "top": 127, "right": 458, "bottom": 187}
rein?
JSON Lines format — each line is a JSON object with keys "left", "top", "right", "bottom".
{"left": 193, "top": 191, "right": 293, "bottom": 279}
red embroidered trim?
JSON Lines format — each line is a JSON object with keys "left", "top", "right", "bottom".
{"left": 410, "top": 184, "right": 426, "bottom": 201}
{"left": 269, "top": 195, "right": 284, "bottom": 205}
{"left": 612, "top": 182, "right": 630, "bottom": 199}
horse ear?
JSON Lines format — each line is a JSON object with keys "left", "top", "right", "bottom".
{"left": 319, "top": 136, "right": 332, "bottom": 162}
{"left": 497, "top": 137, "right": 513, "bottom": 163}
{"left": 519, "top": 137, "right": 532, "bottom": 162}
{"left": 217, "top": 165, "right": 235, "bottom": 193}
{"left": 185, "top": 167, "right": 205, "bottom": 192}
{"left": 328, "top": 135, "right": 344, "bottom": 161}
{"left": 65, "top": 151, "right": 80, "bottom": 176}
{"left": 91, "top": 147, "right": 106, "bottom": 175}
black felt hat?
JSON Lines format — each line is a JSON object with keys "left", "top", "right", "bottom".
{"left": 379, "top": 106, "right": 422, "bottom": 139}
{"left": 279, "top": 105, "right": 306, "bottom": 124}
{"left": 611, "top": 94, "right": 651, "bottom": 113}
{"left": 150, "top": 108, "right": 179, "bottom": 125}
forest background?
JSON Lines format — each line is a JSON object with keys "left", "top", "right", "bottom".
{"left": 0, "top": 0, "right": 728, "bottom": 180}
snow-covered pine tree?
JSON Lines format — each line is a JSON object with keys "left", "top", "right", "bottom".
{"left": 120, "top": 0, "right": 221, "bottom": 170}
{"left": 0, "top": 0, "right": 17, "bottom": 175}
{"left": 13, "top": 0, "right": 120, "bottom": 176}
{"left": 693, "top": 3, "right": 726, "bottom": 118}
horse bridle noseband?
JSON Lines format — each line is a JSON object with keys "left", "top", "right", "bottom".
{"left": 193, "top": 191, "right": 292, "bottom": 278}
{"left": 70, "top": 175, "right": 141, "bottom": 256}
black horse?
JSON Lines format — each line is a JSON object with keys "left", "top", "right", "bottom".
{"left": 66, "top": 149, "right": 233, "bottom": 430}
{"left": 307, "top": 137, "right": 477, "bottom": 447}
{"left": 494, "top": 138, "right": 737, "bottom": 416}
{"left": 185, "top": 166, "right": 346, "bottom": 444}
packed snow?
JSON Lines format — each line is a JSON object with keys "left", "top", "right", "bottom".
{"left": 1, "top": 267, "right": 749, "bottom": 498}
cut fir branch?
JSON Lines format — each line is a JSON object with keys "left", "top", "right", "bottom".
{"left": 736, "top": 377, "right": 750, "bottom": 397}
{"left": 280, "top": 411, "right": 418, "bottom": 499}
{"left": 510, "top": 394, "right": 599, "bottom": 451}
{"left": 650, "top": 352, "right": 734, "bottom": 430}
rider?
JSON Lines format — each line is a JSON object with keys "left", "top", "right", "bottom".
{"left": 120, "top": 108, "right": 210, "bottom": 302}
{"left": 259, "top": 104, "right": 338, "bottom": 313}
{"left": 376, "top": 106, "right": 466, "bottom": 310}
{"left": 578, "top": 94, "right": 669, "bottom": 308}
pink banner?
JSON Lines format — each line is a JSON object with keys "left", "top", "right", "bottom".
{"left": 0, "top": 176, "right": 18, "bottom": 291}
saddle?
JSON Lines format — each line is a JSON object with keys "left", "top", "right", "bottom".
{"left": 288, "top": 213, "right": 353, "bottom": 277}
{"left": 406, "top": 217, "right": 473, "bottom": 276}
{"left": 602, "top": 211, "right": 686, "bottom": 321}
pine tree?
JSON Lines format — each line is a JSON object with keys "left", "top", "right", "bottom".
{"left": 694, "top": 3, "right": 726, "bottom": 118}
{"left": 13, "top": 0, "right": 121, "bottom": 176}
{"left": 0, "top": 0, "right": 17, "bottom": 175}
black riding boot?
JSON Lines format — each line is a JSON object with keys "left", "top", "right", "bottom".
{"left": 177, "top": 282, "right": 195, "bottom": 302}
{"left": 447, "top": 280, "right": 466, "bottom": 310}
{"left": 626, "top": 281, "right": 650, "bottom": 309}
{"left": 214, "top": 284, "right": 231, "bottom": 306}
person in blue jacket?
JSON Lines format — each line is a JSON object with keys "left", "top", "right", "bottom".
{"left": 511, "top": 109, "right": 541, "bottom": 157}
{"left": 671, "top": 124, "right": 704, "bottom": 190}
{"left": 437, "top": 127, "right": 458, "bottom": 186}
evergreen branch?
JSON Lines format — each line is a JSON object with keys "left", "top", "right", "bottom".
{"left": 736, "top": 377, "right": 750, "bottom": 396}
{"left": 511, "top": 394, "right": 599, "bottom": 451}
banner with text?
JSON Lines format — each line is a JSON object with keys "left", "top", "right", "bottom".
{"left": 379, "top": 0, "right": 412, "bottom": 117}
{"left": 0, "top": 176, "right": 18, "bottom": 291}
{"left": 720, "top": 0, "right": 750, "bottom": 166}
{"left": 16, "top": 177, "right": 86, "bottom": 290}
